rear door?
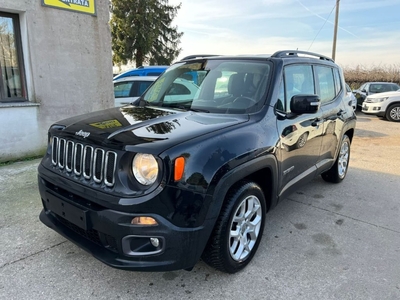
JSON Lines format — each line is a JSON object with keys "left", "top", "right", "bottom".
{"left": 314, "top": 65, "right": 346, "bottom": 169}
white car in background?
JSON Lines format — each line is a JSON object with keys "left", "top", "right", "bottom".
{"left": 114, "top": 76, "right": 199, "bottom": 107}
{"left": 362, "top": 89, "right": 400, "bottom": 122}
{"left": 345, "top": 83, "right": 356, "bottom": 111}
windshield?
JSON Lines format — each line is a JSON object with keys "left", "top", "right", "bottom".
{"left": 142, "top": 59, "right": 272, "bottom": 114}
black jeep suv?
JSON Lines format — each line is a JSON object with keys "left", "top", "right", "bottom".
{"left": 38, "top": 50, "right": 356, "bottom": 273}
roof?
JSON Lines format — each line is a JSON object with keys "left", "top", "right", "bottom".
{"left": 113, "top": 65, "right": 169, "bottom": 80}
{"left": 113, "top": 76, "right": 158, "bottom": 83}
{"left": 180, "top": 50, "right": 334, "bottom": 63}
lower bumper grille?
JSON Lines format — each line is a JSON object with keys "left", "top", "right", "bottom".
{"left": 55, "top": 214, "right": 118, "bottom": 252}
{"left": 57, "top": 215, "right": 102, "bottom": 246}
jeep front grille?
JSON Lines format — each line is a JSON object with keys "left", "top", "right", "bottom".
{"left": 51, "top": 136, "right": 117, "bottom": 187}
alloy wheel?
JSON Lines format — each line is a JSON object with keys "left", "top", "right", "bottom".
{"left": 338, "top": 140, "right": 349, "bottom": 178}
{"left": 229, "top": 195, "right": 262, "bottom": 261}
{"left": 389, "top": 106, "right": 400, "bottom": 121}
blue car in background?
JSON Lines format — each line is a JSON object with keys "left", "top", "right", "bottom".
{"left": 113, "top": 65, "right": 169, "bottom": 80}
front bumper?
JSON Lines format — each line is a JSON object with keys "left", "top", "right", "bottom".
{"left": 38, "top": 173, "right": 213, "bottom": 272}
{"left": 361, "top": 102, "right": 386, "bottom": 117}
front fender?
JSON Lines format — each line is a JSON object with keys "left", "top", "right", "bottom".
{"left": 205, "top": 154, "right": 279, "bottom": 221}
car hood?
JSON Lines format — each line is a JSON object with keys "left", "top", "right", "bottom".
{"left": 51, "top": 105, "right": 249, "bottom": 153}
{"left": 367, "top": 91, "right": 400, "bottom": 99}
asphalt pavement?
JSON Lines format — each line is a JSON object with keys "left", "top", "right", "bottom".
{"left": 1, "top": 111, "right": 399, "bottom": 300}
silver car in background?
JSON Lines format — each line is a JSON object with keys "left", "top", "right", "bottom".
{"left": 113, "top": 76, "right": 158, "bottom": 107}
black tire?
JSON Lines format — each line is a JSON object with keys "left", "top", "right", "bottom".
{"left": 385, "top": 104, "right": 400, "bottom": 122}
{"left": 202, "top": 181, "right": 266, "bottom": 273}
{"left": 321, "top": 134, "right": 351, "bottom": 183}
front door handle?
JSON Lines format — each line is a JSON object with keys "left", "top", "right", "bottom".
{"left": 337, "top": 109, "right": 346, "bottom": 116}
{"left": 312, "top": 118, "right": 323, "bottom": 127}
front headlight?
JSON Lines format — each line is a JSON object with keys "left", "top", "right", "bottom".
{"left": 132, "top": 153, "right": 158, "bottom": 185}
{"left": 372, "top": 97, "right": 389, "bottom": 103}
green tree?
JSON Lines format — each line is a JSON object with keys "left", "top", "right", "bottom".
{"left": 110, "top": 0, "right": 183, "bottom": 67}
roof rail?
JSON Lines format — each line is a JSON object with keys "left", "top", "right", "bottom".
{"left": 271, "top": 50, "right": 334, "bottom": 62}
{"left": 180, "top": 54, "right": 220, "bottom": 60}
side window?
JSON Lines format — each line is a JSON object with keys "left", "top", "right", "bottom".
{"left": 333, "top": 68, "right": 342, "bottom": 95}
{"left": 0, "top": 12, "right": 27, "bottom": 101}
{"left": 137, "top": 81, "right": 153, "bottom": 95}
{"left": 114, "top": 82, "right": 133, "bottom": 98}
{"left": 284, "top": 64, "right": 314, "bottom": 111}
{"left": 315, "top": 66, "right": 335, "bottom": 103}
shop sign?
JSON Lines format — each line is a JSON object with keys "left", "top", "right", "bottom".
{"left": 42, "top": 0, "right": 97, "bottom": 16}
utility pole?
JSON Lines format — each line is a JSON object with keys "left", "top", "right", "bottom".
{"left": 332, "top": 0, "right": 340, "bottom": 61}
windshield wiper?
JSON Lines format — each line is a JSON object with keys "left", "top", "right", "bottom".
{"left": 162, "top": 103, "right": 210, "bottom": 113}
{"left": 136, "top": 98, "right": 161, "bottom": 107}
{"left": 188, "top": 107, "right": 210, "bottom": 113}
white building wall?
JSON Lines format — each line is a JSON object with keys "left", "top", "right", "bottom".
{"left": 0, "top": 104, "right": 42, "bottom": 161}
{"left": 0, "top": 0, "right": 113, "bottom": 162}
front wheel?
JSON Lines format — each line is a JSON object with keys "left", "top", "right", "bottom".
{"left": 296, "top": 132, "right": 309, "bottom": 148}
{"left": 321, "top": 134, "right": 351, "bottom": 183}
{"left": 202, "top": 181, "right": 266, "bottom": 273}
{"left": 386, "top": 104, "right": 400, "bottom": 122}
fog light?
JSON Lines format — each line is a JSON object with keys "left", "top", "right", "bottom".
{"left": 131, "top": 216, "right": 158, "bottom": 226}
{"left": 150, "top": 237, "right": 160, "bottom": 247}
{"left": 121, "top": 235, "right": 164, "bottom": 256}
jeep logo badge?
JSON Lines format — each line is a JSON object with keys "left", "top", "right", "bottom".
{"left": 75, "top": 130, "right": 90, "bottom": 138}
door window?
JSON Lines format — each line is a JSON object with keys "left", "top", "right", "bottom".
{"left": 315, "top": 66, "right": 335, "bottom": 103}
{"left": 114, "top": 82, "right": 133, "bottom": 98}
{"left": 283, "top": 65, "right": 314, "bottom": 112}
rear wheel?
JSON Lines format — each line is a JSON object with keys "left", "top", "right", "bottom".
{"left": 386, "top": 104, "right": 400, "bottom": 122}
{"left": 321, "top": 134, "right": 351, "bottom": 183}
{"left": 202, "top": 181, "right": 266, "bottom": 273}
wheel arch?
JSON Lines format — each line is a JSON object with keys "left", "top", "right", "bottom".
{"left": 344, "top": 127, "right": 354, "bottom": 143}
{"left": 386, "top": 101, "right": 400, "bottom": 112}
{"left": 386, "top": 101, "right": 400, "bottom": 108}
{"left": 385, "top": 102, "right": 400, "bottom": 121}
{"left": 207, "top": 154, "right": 278, "bottom": 222}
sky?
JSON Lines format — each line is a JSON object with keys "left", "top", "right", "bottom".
{"left": 168, "top": 0, "right": 400, "bottom": 68}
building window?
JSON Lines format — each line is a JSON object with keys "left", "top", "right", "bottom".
{"left": 0, "top": 12, "right": 27, "bottom": 102}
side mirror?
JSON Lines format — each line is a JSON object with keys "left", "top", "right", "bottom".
{"left": 290, "top": 94, "right": 320, "bottom": 114}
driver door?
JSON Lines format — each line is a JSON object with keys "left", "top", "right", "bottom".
{"left": 276, "top": 64, "right": 324, "bottom": 198}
